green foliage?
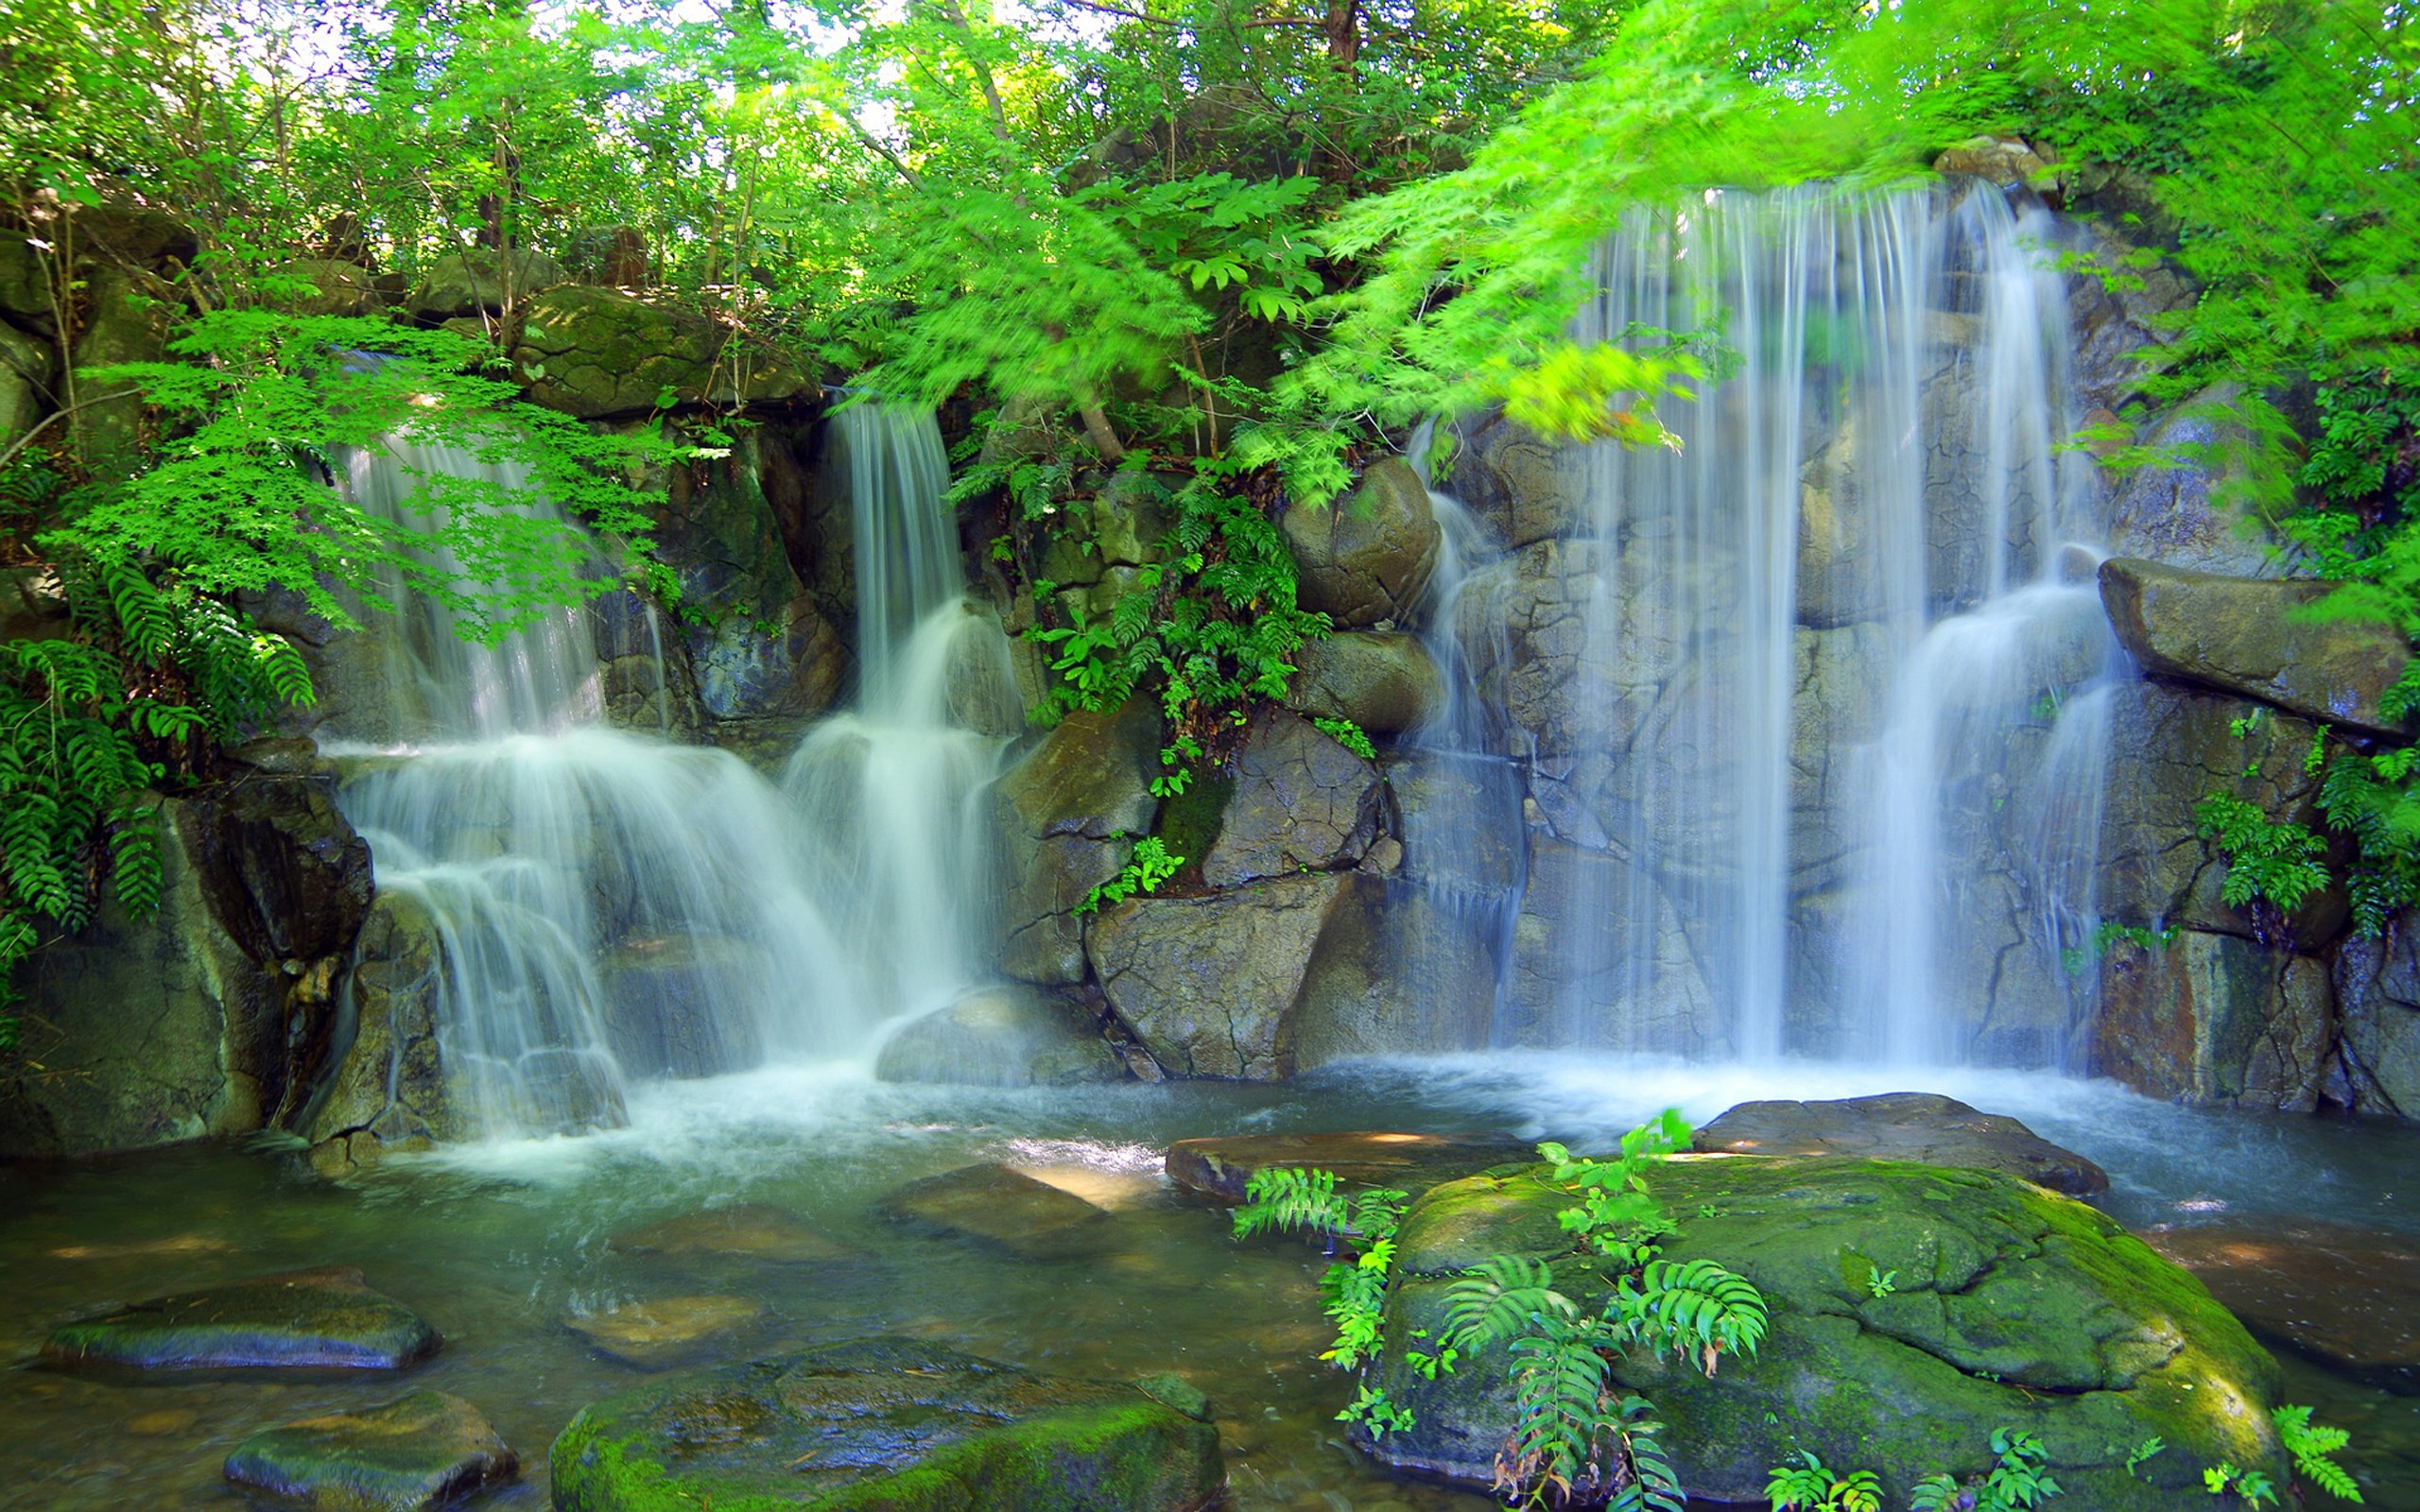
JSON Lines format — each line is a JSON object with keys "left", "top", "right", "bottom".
{"left": 1311, "top": 715, "right": 1377, "bottom": 761}
{"left": 2195, "top": 793, "right": 2331, "bottom": 915}
{"left": 2060, "top": 919, "right": 2182, "bottom": 974}
{"left": 1074, "top": 835, "right": 1183, "bottom": 916}
{"left": 1864, "top": 1265, "right": 1898, "bottom": 1299}
{"left": 1911, "top": 1429, "right": 2063, "bottom": 1512}
{"left": 2273, "top": 1403, "right": 2361, "bottom": 1503}
{"left": 1766, "top": 1452, "right": 1882, "bottom": 1512}
{"left": 2126, "top": 1436, "right": 2167, "bottom": 1479}
{"left": 1611, "top": 1258, "right": 1769, "bottom": 1376}
{"left": 2204, "top": 1463, "right": 2278, "bottom": 1506}
{"left": 1232, "top": 1165, "right": 1411, "bottom": 1412}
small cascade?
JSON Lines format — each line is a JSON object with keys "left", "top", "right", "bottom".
{"left": 784, "top": 405, "right": 1020, "bottom": 1025}
{"left": 1451, "top": 180, "right": 2114, "bottom": 1064}
{"left": 326, "top": 442, "right": 857, "bottom": 1139}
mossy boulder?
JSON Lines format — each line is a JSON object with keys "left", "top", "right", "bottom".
{"left": 43, "top": 1265, "right": 440, "bottom": 1376}
{"left": 223, "top": 1389, "right": 516, "bottom": 1511}
{"left": 549, "top": 1336, "right": 1224, "bottom": 1512}
{"left": 510, "top": 284, "right": 816, "bottom": 419}
{"left": 1362, "top": 1157, "right": 2290, "bottom": 1508}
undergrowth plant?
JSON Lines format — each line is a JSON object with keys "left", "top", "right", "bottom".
{"left": 1075, "top": 835, "right": 1183, "bottom": 915}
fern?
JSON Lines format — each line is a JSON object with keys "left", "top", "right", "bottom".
{"left": 1615, "top": 1258, "right": 1770, "bottom": 1376}
{"left": 2273, "top": 1404, "right": 2362, "bottom": 1503}
{"left": 1766, "top": 1452, "right": 1882, "bottom": 1512}
{"left": 1232, "top": 1165, "right": 1352, "bottom": 1241}
{"left": 1443, "top": 1255, "right": 1578, "bottom": 1352}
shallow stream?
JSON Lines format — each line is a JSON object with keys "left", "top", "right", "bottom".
{"left": 5, "top": 1057, "right": 2415, "bottom": 1509}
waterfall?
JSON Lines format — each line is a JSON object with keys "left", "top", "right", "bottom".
{"left": 784, "top": 405, "right": 1020, "bottom": 1025}
{"left": 1458, "top": 180, "right": 2113, "bottom": 1065}
{"left": 325, "top": 441, "right": 861, "bottom": 1139}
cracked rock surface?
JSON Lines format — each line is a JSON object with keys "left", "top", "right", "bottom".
{"left": 1361, "top": 1156, "right": 2289, "bottom": 1509}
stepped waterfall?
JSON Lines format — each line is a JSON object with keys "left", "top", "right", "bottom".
{"left": 325, "top": 410, "right": 1006, "bottom": 1138}
{"left": 1417, "top": 181, "right": 2118, "bottom": 1067}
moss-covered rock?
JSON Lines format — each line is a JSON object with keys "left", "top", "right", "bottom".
{"left": 223, "top": 1389, "right": 516, "bottom": 1511}
{"left": 43, "top": 1265, "right": 440, "bottom": 1376}
{"left": 1362, "top": 1157, "right": 2290, "bottom": 1508}
{"left": 549, "top": 1336, "right": 1224, "bottom": 1512}
{"left": 510, "top": 285, "right": 816, "bottom": 419}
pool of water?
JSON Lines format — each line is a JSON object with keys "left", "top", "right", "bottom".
{"left": 4, "top": 1056, "right": 2415, "bottom": 1510}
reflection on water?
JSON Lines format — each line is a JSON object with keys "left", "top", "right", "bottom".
{"left": 3, "top": 1058, "right": 2415, "bottom": 1509}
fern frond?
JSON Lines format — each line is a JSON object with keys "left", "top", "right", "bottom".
{"left": 1442, "top": 1255, "right": 1574, "bottom": 1351}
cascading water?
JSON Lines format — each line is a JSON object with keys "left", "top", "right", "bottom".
{"left": 1454, "top": 179, "right": 2115, "bottom": 1064}
{"left": 784, "top": 405, "right": 1020, "bottom": 1026}
{"left": 325, "top": 442, "right": 860, "bottom": 1139}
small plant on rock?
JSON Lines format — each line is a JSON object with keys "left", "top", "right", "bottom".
{"left": 1766, "top": 1452, "right": 1881, "bottom": 1512}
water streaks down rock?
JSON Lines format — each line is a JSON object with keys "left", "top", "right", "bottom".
{"left": 223, "top": 1389, "right": 516, "bottom": 1512}
{"left": 43, "top": 1266, "right": 439, "bottom": 1376}
{"left": 549, "top": 1336, "right": 1223, "bottom": 1512}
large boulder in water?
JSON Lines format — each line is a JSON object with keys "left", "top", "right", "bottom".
{"left": 1690, "top": 1091, "right": 2108, "bottom": 1194}
{"left": 43, "top": 1265, "right": 440, "bottom": 1376}
{"left": 873, "top": 986, "right": 1124, "bottom": 1088}
{"left": 1362, "top": 1158, "right": 2290, "bottom": 1509}
{"left": 224, "top": 1389, "right": 517, "bottom": 1512}
{"left": 1281, "top": 458, "right": 1440, "bottom": 628}
{"left": 2100, "top": 557, "right": 2411, "bottom": 740}
{"left": 2090, "top": 930, "right": 2335, "bottom": 1111}
{"left": 550, "top": 1337, "right": 1224, "bottom": 1512}
{"left": 990, "top": 701, "right": 1163, "bottom": 986}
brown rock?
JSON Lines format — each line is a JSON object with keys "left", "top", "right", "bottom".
{"left": 610, "top": 1204, "right": 852, "bottom": 1265}
{"left": 1166, "top": 1131, "right": 1530, "bottom": 1206}
{"left": 1691, "top": 1091, "right": 2109, "bottom": 1195}
{"left": 2142, "top": 1221, "right": 2420, "bottom": 1387}
{"left": 565, "top": 1295, "right": 764, "bottom": 1369}
{"left": 877, "top": 1163, "right": 1112, "bottom": 1259}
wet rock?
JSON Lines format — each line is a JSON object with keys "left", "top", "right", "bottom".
{"left": 1201, "top": 710, "right": 1382, "bottom": 887}
{"left": 2101, "top": 557, "right": 2410, "bottom": 740}
{"left": 305, "top": 891, "right": 455, "bottom": 1172}
{"left": 878, "top": 1163, "right": 1112, "bottom": 1259}
{"left": 1457, "top": 538, "right": 1693, "bottom": 760}
{"left": 43, "top": 1266, "right": 440, "bottom": 1375}
{"left": 565, "top": 1296, "right": 763, "bottom": 1370}
{"left": 1366, "top": 1158, "right": 2289, "bottom": 1508}
{"left": 1281, "top": 458, "right": 1440, "bottom": 627}
{"left": 1087, "top": 873, "right": 1357, "bottom": 1079}
{"left": 2101, "top": 395, "right": 2285, "bottom": 575}
{"left": 2333, "top": 920, "right": 2420, "bottom": 1117}
{"left": 224, "top": 1389, "right": 516, "bottom": 1511}
{"left": 511, "top": 284, "right": 816, "bottom": 418}
{"left": 1691, "top": 1091, "right": 2109, "bottom": 1195}
{"left": 1289, "top": 876, "right": 1505, "bottom": 1064}
{"left": 610, "top": 1204, "right": 852, "bottom": 1265}
{"left": 1502, "top": 837, "right": 1719, "bottom": 1055}
{"left": 1932, "top": 135, "right": 2049, "bottom": 185}
{"left": 1166, "top": 1131, "right": 1529, "bottom": 1205}
{"left": 2092, "top": 931, "right": 2335, "bottom": 1110}
{"left": 2141, "top": 1222, "right": 2420, "bottom": 1388}
{"left": 596, "top": 933, "right": 767, "bottom": 1079}
{"left": 2095, "top": 679, "right": 2346, "bottom": 945}
{"left": 1447, "top": 410, "right": 1587, "bottom": 547}
{"left": 550, "top": 1336, "right": 1223, "bottom": 1512}
{"left": 991, "top": 701, "right": 1163, "bottom": 985}
{"left": 873, "top": 986, "right": 1124, "bottom": 1088}
{"left": 683, "top": 593, "right": 843, "bottom": 723}
{"left": 1283, "top": 631, "right": 1442, "bottom": 735}
{"left": 403, "top": 249, "right": 564, "bottom": 319}
{"left": 1788, "top": 623, "right": 1893, "bottom": 899}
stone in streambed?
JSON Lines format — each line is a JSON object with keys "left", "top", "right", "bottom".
{"left": 565, "top": 1295, "right": 764, "bottom": 1370}
{"left": 2143, "top": 1221, "right": 2420, "bottom": 1389}
{"left": 1363, "top": 1157, "right": 2290, "bottom": 1509}
{"left": 223, "top": 1389, "right": 516, "bottom": 1512}
{"left": 42, "top": 1266, "right": 439, "bottom": 1376}
{"left": 877, "top": 1162, "right": 1111, "bottom": 1259}
{"left": 1690, "top": 1091, "right": 2109, "bottom": 1195}
{"left": 1165, "top": 1130, "right": 1530, "bottom": 1206}
{"left": 873, "top": 987, "right": 1124, "bottom": 1088}
{"left": 550, "top": 1335, "right": 1224, "bottom": 1512}
{"left": 609, "top": 1204, "right": 851, "bottom": 1265}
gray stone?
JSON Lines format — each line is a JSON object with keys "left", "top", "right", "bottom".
{"left": 1503, "top": 837, "right": 1720, "bottom": 1054}
{"left": 1201, "top": 709, "right": 1382, "bottom": 887}
{"left": 684, "top": 593, "right": 842, "bottom": 721}
{"left": 1692, "top": 1091, "right": 2108, "bottom": 1194}
{"left": 1389, "top": 750, "right": 1526, "bottom": 902}
{"left": 2100, "top": 399, "right": 2290, "bottom": 576}
{"left": 991, "top": 702, "right": 1162, "bottom": 985}
{"left": 1789, "top": 623, "right": 1893, "bottom": 896}
{"left": 878, "top": 1163, "right": 1112, "bottom": 1259}
{"left": 0, "top": 320, "right": 54, "bottom": 450}
{"left": 43, "top": 1266, "right": 441, "bottom": 1375}
{"left": 1458, "top": 538, "right": 1692, "bottom": 759}
{"left": 1165, "top": 1129, "right": 1530, "bottom": 1205}
{"left": 403, "top": 248, "right": 565, "bottom": 319}
{"left": 264, "top": 258, "right": 387, "bottom": 318}
{"left": 596, "top": 933, "right": 768, "bottom": 1079}
{"left": 224, "top": 1389, "right": 516, "bottom": 1512}
{"left": 549, "top": 1337, "right": 1224, "bottom": 1512}
{"left": 510, "top": 284, "right": 816, "bottom": 418}
{"left": 1087, "top": 873, "right": 1355, "bottom": 1079}
{"left": 0, "top": 232, "right": 54, "bottom": 333}
{"left": 66, "top": 264, "right": 170, "bottom": 477}
{"left": 2330, "top": 920, "right": 2420, "bottom": 1117}
{"left": 1283, "top": 630, "right": 1441, "bottom": 735}
{"left": 2095, "top": 679, "right": 2346, "bottom": 945}
{"left": 305, "top": 891, "right": 456, "bottom": 1170}
{"left": 2091, "top": 930, "right": 2334, "bottom": 1110}
{"left": 1290, "top": 876, "right": 1503, "bottom": 1064}
{"left": 2101, "top": 556, "right": 2410, "bottom": 740}
{"left": 873, "top": 986, "right": 1124, "bottom": 1087}
{"left": 1445, "top": 410, "right": 1589, "bottom": 547}
{"left": 1281, "top": 458, "right": 1441, "bottom": 627}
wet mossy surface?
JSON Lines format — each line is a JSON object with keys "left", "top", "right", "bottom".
{"left": 1365, "top": 1155, "right": 2293, "bottom": 1507}
{"left": 550, "top": 1335, "right": 1223, "bottom": 1512}
{"left": 41, "top": 1266, "right": 440, "bottom": 1377}
{"left": 222, "top": 1388, "right": 517, "bottom": 1511}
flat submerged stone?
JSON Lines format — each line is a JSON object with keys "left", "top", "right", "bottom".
{"left": 1690, "top": 1091, "right": 2110, "bottom": 1194}
{"left": 550, "top": 1335, "right": 1223, "bottom": 1512}
{"left": 223, "top": 1389, "right": 516, "bottom": 1512}
{"left": 609, "top": 1204, "right": 851, "bottom": 1265}
{"left": 1165, "top": 1130, "right": 1530, "bottom": 1205}
{"left": 42, "top": 1265, "right": 440, "bottom": 1376}
{"left": 2144, "top": 1220, "right": 2420, "bottom": 1388}
{"left": 876, "top": 1163, "right": 1110, "bottom": 1259}
{"left": 565, "top": 1295, "right": 764, "bottom": 1370}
